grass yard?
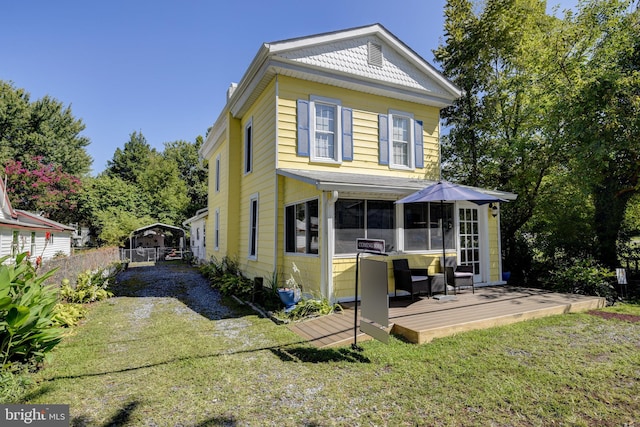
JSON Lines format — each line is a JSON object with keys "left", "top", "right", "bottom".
{"left": 13, "top": 266, "right": 640, "bottom": 426}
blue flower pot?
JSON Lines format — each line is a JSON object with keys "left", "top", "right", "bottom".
{"left": 278, "top": 288, "right": 301, "bottom": 312}
{"left": 502, "top": 272, "right": 511, "bottom": 282}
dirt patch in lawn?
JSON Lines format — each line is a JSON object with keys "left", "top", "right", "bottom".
{"left": 588, "top": 310, "right": 640, "bottom": 323}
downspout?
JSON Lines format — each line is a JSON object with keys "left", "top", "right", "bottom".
{"left": 323, "top": 190, "right": 339, "bottom": 302}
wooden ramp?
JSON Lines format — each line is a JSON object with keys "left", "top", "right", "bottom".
{"left": 288, "top": 286, "right": 606, "bottom": 348}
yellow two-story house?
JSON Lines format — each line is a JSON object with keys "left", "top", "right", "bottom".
{"left": 200, "top": 24, "right": 515, "bottom": 302}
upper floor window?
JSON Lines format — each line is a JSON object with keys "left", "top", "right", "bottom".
{"left": 378, "top": 111, "right": 424, "bottom": 169}
{"left": 297, "top": 96, "right": 353, "bottom": 163}
{"left": 244, "top": 119, "right": 253, "bottom": 174}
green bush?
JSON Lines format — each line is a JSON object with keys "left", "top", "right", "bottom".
{"left": 52, "top": 303, "right": 87, "bottom": 327}
{"left": 59, "top": 264, "right": 121, "bottom": 304}
{"left": 284, "top": 297, "right": 343, "bottom": 321}
{"left": 200, "top": 256, "right": 253, "bottom": 300}
{"left": 0, "top": 253, "right": 64, "bottom": 366}
{"left": 543, "top": 257, "right": 617, "bottom": 302}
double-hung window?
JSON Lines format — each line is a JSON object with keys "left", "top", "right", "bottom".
{"left": 378, "top": 110, "right": 424, "bottom": 169}
{"left": 297, "top": 96, "right": 353, "bottom": 163}
{"left": 285, "top": 199, "right": 319, "bottom": 254}
{"left": 214, "top": 208, "right": 219, "bottom": 251}
{"left": 215, "top": 154, "right": 220, "bottom": 193}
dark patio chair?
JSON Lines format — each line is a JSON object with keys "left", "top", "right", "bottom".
{"left": 442, "top": 257, "right": 474, "bottom": 294}
{"left": 392, "top": 259, "right": 430, "bottom": 300}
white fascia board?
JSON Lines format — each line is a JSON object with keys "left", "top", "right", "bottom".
{"left": 200, "top": 110, "right": 228, "bottom": 161}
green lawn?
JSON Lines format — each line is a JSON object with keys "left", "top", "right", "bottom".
{"left": 16, "top": 288, "right": 640, "bottom": 426}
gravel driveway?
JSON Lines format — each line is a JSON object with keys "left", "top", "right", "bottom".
{"left": 113, "top": 261, "right": 234, "bottom": 321}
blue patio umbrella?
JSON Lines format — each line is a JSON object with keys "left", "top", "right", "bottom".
{"left": 396, "top": 181, "right": 506, "bottom": 295}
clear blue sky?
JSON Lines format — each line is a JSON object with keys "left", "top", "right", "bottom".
{"left": 1, "top": 0, "right": 576, "bottom": 175}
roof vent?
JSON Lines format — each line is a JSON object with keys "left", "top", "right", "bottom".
{"left": 368, "top": 41, "right": 383, "bottom": 68}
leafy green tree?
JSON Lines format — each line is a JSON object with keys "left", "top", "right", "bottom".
{"left": 0, "top": 80, "right": 91, "bottom": 175}
{"left": 163, "top": 136, "right": 208, "bottom": 218}
{"left": 105, "top": 131, "right": 154, "bottom": 184}
{"left": 76, "top": 174, "right": 154, "bottom": 245}
{"left": 94, "top": 208, "right": 156, "bottom": 247}
{"left": 137, "top": 151, "right": 189, "bottom": 224}
{"left": 559, "top": 0, "right": 640, "bottom": 267}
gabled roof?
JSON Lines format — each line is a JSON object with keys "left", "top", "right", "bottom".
{"left": 230, "top": 23, "right": 461, "bottom": 118}
{"left": 183, "top": 208, "right": 208, "bottom": 227}
{"left": 202, "top": 24, "right": 461, "bottom": 160}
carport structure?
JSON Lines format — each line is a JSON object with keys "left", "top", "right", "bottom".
{"left": 124, "top": 223, "right": 187, "bottom": 264}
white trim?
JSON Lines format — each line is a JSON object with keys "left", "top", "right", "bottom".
{"left": 309, "top": 95, "right": 342, "bottom": 164}
{"left": 388, "top": 109, "right": 415, "bottom": 170}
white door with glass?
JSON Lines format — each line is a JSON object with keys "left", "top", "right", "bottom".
{"left": 458, "top": 206, "right": 482, "bottom": 282}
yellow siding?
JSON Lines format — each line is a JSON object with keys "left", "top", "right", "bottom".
{"left": 205, "top": 135, "right": 229, "bottom": 261}
{"left": 276, "top": 75, "right": 441, "bottom": 180}
{"left": 282, "top": 255, "right": 321, "bottom": 297}
{"left": 237, "top": 79, "right": 277, "bottom": 281}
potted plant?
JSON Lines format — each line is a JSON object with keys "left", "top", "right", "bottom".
{"left": 277, "top": 263, "right": 303, "bottom": 312}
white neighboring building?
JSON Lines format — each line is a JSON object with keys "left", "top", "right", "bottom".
{"left": 1, "top": 178, "right": 74, "bottom": 264}
{"left": 183, "top": 208, "right": 208, "bottom": 263}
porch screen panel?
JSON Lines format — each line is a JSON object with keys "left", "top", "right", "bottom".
{"left": 429, "top": 203, "right": 454, "bottom": 250}
{"left": 403, "top": 202, "right": 429, "bottom": 251}
{"left": 335, "top": 199, "right": 364, "bottom": 254}
{"left": 366, "top": 200, "right": 395, "bottom": 252}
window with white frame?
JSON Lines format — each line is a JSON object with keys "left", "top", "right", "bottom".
{"left": 244, "top": 119, "right": 253, "bottom": 174}
{"left": 335, "top": 199, "right": 395, "bottom": 254}
{"left": 403, "top": 202, "right": 455, "bottom": 251}
{"left": 215, "top": 154, "right": 220, "bottom": 193}
{"left": 378, "top": 111, "right": 424, "bottom": 169}
{"left": 248, "top": 195, "right": 259, "bottom": 259}
{"left": 214, "top": 208, "right": 219, "bottom": 250}
{"left": 11, "top": 231, "right": 19, "bottom": 257}
{"left": 30, "top": 232, "right": 36, "bottom": 257}
{"left": 285, "top": 199, "right": 319, "bottom": 254}
{"left": 390, "top": 110, "right": 413, "bottom": 168}
{"left": 298, "top": 96, "right": 353, "bottom": 163}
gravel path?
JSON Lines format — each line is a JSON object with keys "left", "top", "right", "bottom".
{"left": 113, "top": 261, "right": 234, "bottom": 320}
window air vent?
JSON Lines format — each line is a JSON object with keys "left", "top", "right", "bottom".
{"left": 368, "top": 42, "right": 383, "bottom": 68}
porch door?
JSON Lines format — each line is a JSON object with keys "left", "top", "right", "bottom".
{"left": 458, "top": 207, "right": 482, "bottom": 282}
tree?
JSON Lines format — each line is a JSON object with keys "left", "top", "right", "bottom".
{"left": 0, "top": 80, "right": 92, "bottom": 175}
{"left": 559, "top": 0, "right": 640, "bottom": 266}
{"left": 434, "top": 0, "right": 566, "bottom": 277}
{"left": 3, "top": 156, "right": 82, "bottom": 223}
{"left": 163, "top": 136, "right": 208, "bottom": 218}
{"left": 105, "top": 131, "right": 154, "bottom": 184}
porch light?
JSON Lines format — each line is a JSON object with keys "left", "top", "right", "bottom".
{"left": 490, "top": 203, "right": 499, "bottom": 218}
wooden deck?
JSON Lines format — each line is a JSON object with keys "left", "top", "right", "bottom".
{"left": 288, "top": 286, "right": 606, "bottom": 347}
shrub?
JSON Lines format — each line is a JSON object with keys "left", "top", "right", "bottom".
{"left": 201, "top": 256, "right": 253, "bottom": 300}
{"left": 59, "top": 263, "right": 122, "bottom": 304}
{"left": 52, "top": 303, "right": 87, "bottom": 327}
{"left": 542, "top": 257, "right": 617, "bottom": 303}
{"left": 0, "top": 253, "right": 64, "bottom": 366}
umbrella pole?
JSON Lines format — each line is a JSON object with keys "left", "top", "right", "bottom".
{"left": 441, "top": 200, "right": 447, "bottom": 295}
